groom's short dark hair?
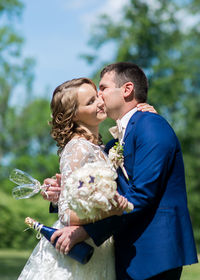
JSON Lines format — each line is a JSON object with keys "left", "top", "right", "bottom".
{"left": 100, "top": 62, "right": 148, "bottom": 102}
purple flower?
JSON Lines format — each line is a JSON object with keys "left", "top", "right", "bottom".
{"left": 78, "top": 180, "right": 84, "bottom": 188}
{"left": 89, "top": 176, "right": 95, "bottom": 183}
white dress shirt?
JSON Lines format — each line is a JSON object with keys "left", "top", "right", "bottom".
{"left": 109, "top": 107, "right": 138, "bottom": 144}
{"left": 118, "top": 107, "right": 137, "bottom": 144}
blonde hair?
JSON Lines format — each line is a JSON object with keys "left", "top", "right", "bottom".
{"left": 50, "top": 78, "right": 101, "bottom": 154}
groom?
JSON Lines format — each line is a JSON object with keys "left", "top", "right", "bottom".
{"left": 48, "top": 62, "right": 198, "bottom": 279}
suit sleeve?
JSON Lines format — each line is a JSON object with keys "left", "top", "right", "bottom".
{"left": 49, "top": 203, "right": 58, "bottom": 213}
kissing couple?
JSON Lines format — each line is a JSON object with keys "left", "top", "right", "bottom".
{"left": 18, "top": 62, "right": 198, "bottom": 280}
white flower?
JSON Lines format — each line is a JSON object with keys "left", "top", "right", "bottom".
{"left": 108, "top": 142, "right": 129, "bottom": 180}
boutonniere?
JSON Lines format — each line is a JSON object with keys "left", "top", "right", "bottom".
{"left": 108, "top": 142, "right": 129, "bottom": 181}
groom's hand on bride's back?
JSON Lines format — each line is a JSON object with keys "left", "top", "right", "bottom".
{"left": 41, "top": 173, "right": 61, "bottom": 203}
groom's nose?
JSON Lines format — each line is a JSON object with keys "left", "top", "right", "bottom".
{"left": 98, "top": 90, "right": 103, "bottom": 98}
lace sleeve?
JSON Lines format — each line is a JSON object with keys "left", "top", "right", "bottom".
{"left": 58, "top": 138, "right": 103, "bottom": 225}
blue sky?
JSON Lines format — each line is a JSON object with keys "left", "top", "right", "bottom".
{"left": 9, "top": 0, "right": 198, "bottom": 103}
{"left": 19, "top": 0, "right": 128, "bottom": 98}
{"left": 18, "top": 0, "right": 196, "bottom": 100}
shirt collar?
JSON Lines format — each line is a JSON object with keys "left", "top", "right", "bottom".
{"left": 120, "top": 107, "right": 137, "bottom": 131}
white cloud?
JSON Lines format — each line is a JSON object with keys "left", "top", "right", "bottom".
{"left": 99, "top": 0, "right": 130, "bottom": 18}
{"left": 141, "top": 0, "right": 161, "bottom": 10}
{"left": 176, "top": 9, "right": 200, "bottom": 31}
{"left": 81, "top": 0, "right": 130, "bottom": 31}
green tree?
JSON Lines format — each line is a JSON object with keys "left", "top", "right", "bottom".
{"left": 0, "top": 0, "right": 34, "bottom": 164}
{"left": 84, "top": 0, "right": 200, "bottom": 248}
{"left": 0, "top": 98, "right": 59, "bottom": 249}
{"left": 0, "top": 0, "right": 59, "bottom": 249}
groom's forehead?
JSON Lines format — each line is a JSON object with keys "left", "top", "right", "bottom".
{"left": 99, "top": 72, "right": 116, "bottom": 86}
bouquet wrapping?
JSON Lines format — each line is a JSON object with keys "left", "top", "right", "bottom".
{"left": 25, "top": 217, "right": 94, "bottom": 264}
{"left": 65, "top": 161, "right": 133, "bottom": 220}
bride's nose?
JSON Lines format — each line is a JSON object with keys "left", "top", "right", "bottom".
{"left": 97, "top": 96, "right": 104, "bottom": 107}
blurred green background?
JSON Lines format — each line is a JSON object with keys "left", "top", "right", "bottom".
{"left": 0, "top": 0, "right": 199, "bottom": 278}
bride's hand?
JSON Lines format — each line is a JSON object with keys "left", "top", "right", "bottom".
{"left": 137, "top": 103, "right": 157, "bottom": 114}
{"left": 111, "top": 193, "right": 129, "bottom": 216}
{"left": 41, "top": 173, "right": 61, "bottom": 203}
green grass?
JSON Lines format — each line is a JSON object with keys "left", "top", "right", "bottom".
{"left": 181, "top": 261, "right": 200, "bottom": 280}
{"left": 0, "top": 249, "right": 199, "bottom": 280}
{"left": 0, "top": 249, "right": 31, "bottom": 280}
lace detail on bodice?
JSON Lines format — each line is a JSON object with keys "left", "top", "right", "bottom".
{"left": 58, "top": 138, "right": 109, "bottom": 225}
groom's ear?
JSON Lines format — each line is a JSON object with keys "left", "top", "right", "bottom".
{"left": 123, "top": 82, "right": 134, "bottom": 99}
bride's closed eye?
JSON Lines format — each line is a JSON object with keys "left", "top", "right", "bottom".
{"left": 87, "top": 97, "right": 95, "bottom": 105}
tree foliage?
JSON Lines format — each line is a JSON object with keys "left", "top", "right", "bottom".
{"left": 85, "top": 0, "right": 200, "bottom": 248}
{"left": 1, "top": 0, "right": 200, "bottom": 250}
{"left": 0, "top": 0, "right": 34, "bottom": 163}
{"left": 0, "top": 0, "right": 59, "bottom": 249}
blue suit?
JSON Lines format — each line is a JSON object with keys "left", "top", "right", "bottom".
{"left": 84, "top": 111, "right": 198, "bottom": 280}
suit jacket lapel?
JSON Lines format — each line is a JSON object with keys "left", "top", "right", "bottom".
{"left": 123, "top": 111, "right": 138, "bottom": 142}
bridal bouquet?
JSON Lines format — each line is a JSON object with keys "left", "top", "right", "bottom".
{"left": 65, "top": 161, "right": 119, "bottom": 220}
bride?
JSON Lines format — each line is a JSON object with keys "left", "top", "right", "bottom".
{"left": 18, "top": 78, "right": 130, "bottom": 280}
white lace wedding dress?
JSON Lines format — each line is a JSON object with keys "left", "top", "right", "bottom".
{"left": 18, "top": 138, "right": 116, "bottom": 280}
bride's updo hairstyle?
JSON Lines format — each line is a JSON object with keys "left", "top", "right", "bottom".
{"left": 50, "top": 78, "right": 101, "bottom": 154}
